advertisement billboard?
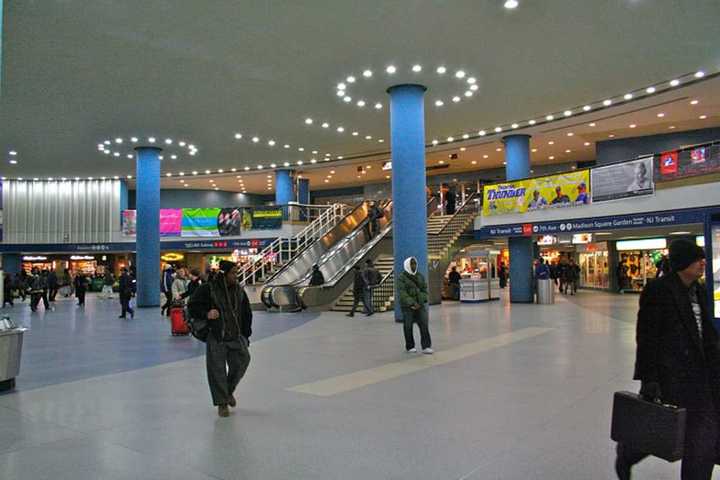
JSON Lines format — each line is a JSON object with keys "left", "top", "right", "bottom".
{"left": 591, "top": 156, "right": 654, "bottom": 203}
{"left": 250, "top": 207, "right": 283, "bottom": 229}
{"left": 655, "top": 144, "right": 720, "bottom": 182}
{"left": 482, "top": 170, "right": 590, "bottom": 216}
{"left": 181, "top": 208, "right": 221, "bottom": 237}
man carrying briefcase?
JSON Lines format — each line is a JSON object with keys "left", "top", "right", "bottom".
{"left": 616, "top": 239, "right": 720, "bottom": 479}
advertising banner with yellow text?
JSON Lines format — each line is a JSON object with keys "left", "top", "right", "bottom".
{"left": 482, "top": 170, "right": 591, "bottom": 216}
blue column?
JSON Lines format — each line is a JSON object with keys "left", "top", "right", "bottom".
{"left": 135, "top": 147, "right": 161, "bottom": 307}
{"left": 2, "top": 254, "right": 21, "bottom": 274}
{"left": 388, "top": 84, "right": 428, "bottom": 321}
{"left": 297, "top": 177, "right": 310, "bottom": 221}
{"left": 275, "top": 169, "right": 294, "bottom": 219}
{"left": 119, "top": 180, "right": 129, "bottom": 211}
{"left": 504, "top": 134, "right": 534, "bottom": 303}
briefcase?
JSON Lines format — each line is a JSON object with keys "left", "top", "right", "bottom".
{"left": 611, "top": 391, "right": 687, "bottom": 462}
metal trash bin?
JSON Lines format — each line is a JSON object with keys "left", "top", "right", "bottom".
{"left": 536, "top": 278, "right": 555, "bottom": 304}
{"left": 0, "top": 317, "right": 26, "bottom": 391}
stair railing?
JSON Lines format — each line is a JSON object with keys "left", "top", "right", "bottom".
{"left": 238, "top": 203, "right": 349, "bottom": 286}
{"left": 433, "top": 192, "right": 479, "bottom": 238}
{"left": 371, "top": 269, "right": 395, "bottom": 312}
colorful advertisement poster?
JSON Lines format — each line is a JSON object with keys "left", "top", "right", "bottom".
{"left": 159, "top": 209, "right": 182, "bottom": 237}
{"left": 713, "top": 224, "right": 720, "bottom": 319}
{"left": 659, "top": 150, "right": 678, "bottom": 175}
{"left": 591, "top": 156, "right": 654, "bottom": 203}
{"left": 250, "top": 207, "right": 283, "bottom": 229}
{"left": 181, "top": 208, "right": 221, "bottom": 237}
{"left": 482, "top": 170, "right": 590, "bottom": 216}
{"left": 122, "top": 210, "right": 137, "bottom": 236}
{"left": 217, "top": 208, "right": 243, "bottom": 236}
{"left": 655, "top": 144, "right": 720, "bottom": 181}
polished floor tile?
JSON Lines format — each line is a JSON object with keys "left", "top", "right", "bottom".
{"left": 0, "top": 289, "right": 714, "bottom": 479}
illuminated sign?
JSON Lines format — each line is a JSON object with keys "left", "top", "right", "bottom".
{"left": 23, "top": 256, "right": 48, "bottom": 261}
{"left": 572, "top": 234, "right": 593, "bottom": 244}
{"left": 161, "top": 252, "right": 185, "bottom": 262}
{"left": 616, "top": 238, "right": 667, "bottom": 251}
{"left": 70, "top": 255, "right": 95, "bottom": 260}
{"left": 536, "top": 235, "right": 556, "bottom": 246}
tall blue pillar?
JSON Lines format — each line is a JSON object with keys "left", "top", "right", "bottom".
{"left": 388, "top": 84, "right": 428, "bottom": 320}
{"left": 504, "top": 134, "right": 534, "bottom": 303}
{"left": 135, "top": 147, "right": 161, "bottom": 307}
{"left": 2, "top": 254, "right": 21, "bottom": 274}
{"left": 275, "top": 169, "right": 294, "bottom": 219}
{"left": 297, "top": 177, "right": 310, "bottom": 221}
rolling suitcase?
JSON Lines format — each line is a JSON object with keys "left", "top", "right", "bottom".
{"left": 611, "top": 391, "right": 687, "bottom": 462}
{"left": 170, "top": 304, "right": 190, "bottom": 336}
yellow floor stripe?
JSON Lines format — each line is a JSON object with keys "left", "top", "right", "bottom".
{"left": 287, "top": 327, "right": 553, "bottom": 397}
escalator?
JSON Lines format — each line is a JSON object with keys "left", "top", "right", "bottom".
{"left": 260, "top": 200, "right": 392, "bottom": 311}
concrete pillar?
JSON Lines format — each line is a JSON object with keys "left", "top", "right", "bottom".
{"left": 134, "top": 147, "right": 161, "bottom": 307}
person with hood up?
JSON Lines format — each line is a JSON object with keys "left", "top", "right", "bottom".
{"left": 188, "top": 260, "right": 252, "bottom": 418}
{"left": 398, "top": 257, "right": 433, "bottom": 354}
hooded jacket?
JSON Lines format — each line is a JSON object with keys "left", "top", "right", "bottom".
{"left": 397, "top": 257, "right": 428, "bottom": 309}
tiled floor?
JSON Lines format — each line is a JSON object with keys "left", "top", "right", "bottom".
{"left": 0, "top": 290, "right": 711, "bottom": 479}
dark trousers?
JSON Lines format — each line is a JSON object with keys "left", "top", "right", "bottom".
{"left": 76, "top": 290, "right": 86, "bottom": 305}
{"left": 49, "top": 287, "right": 58, "bottom": 302}
{"left": 119, "top": 294, "right": 133, "bottom": 317}
{"left": 618, "top": 408, "right": 718, "bottom": 479}
{"left": 350, "top": 289, "right": 373, "bottom": 315}
{"left": 402, "top": 306, "right": 431, "bottom": 350}
{"left": 31, "top": 292, "right": 49, "bottom": 311}
{"left": 206, "top": 335, "right": 251, "bottom": 406}
{"left": 161, "top": 291, "right": 172, "bottom": 315}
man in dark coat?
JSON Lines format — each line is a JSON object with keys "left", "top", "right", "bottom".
{"left": 347, "top": 265, "right": 368, "bottom": 317}
{"left": 616, "top": 239, "right": 720, "bottom": 480}
{"left": 117, "top": 267, "right": 135, "bottom": 319}
{"left": 188, "top": 260, "right": 252, "bottom": 418}
{"left": 308, "top": 264, "right": 325, "bottom": 286}
{"left": 365, "top": 201, "right": 384, "bottom": 239}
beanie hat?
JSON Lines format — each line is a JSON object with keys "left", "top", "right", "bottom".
{"left": 669, "top": 239, "right": 705, "bottom": 272}
{"left": 218, "top": 260, "right": 237, "bottom": 274}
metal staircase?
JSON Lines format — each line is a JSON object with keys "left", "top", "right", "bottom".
{"left": 332, "top": 255, "right": 395, "bottom": 313}
{"left": 331, "top": 194, "right": 478, "bottom": 313}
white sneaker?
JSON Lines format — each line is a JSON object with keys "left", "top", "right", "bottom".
{"left": 406, "top": 348, "right": 417, "bottom": 353}
{"left": 422, "top": 348, "right": 434, "bottom": 355}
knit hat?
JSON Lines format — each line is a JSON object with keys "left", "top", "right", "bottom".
{"left": 669, "top": 239, "right": 705, "bottom": 272}
{"left": 218, "top": 260, "right": 237, "bottom": 274}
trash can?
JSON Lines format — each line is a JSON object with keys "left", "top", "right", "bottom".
{"left": 0, "top": 317, "right": 26, "bottom": 391}
{"left": 536, "top": 278, "right": 555, "bottom": 304}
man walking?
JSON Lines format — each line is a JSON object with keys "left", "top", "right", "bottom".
{"left": 117, "top": 267, "right": 134, "bottom": 319}
{"left": 102, "top": 268, "right": 115, "bottom": 299}
{"left": 398, "top": 257, "right": 432, "bottom": 354}
{"left": 188, "top": 260, "right": 252, "bottom": 418}
{"left": 347, "top": 265, "right": 369, "bottom": 317}
{"left": 363, "top": 259, "right": 379, "bottom": 316}
{"left": 615, "top": 239, "right": 720, "bottom": 479}
{"left": 160, "top": 265, "right": 174, "bottom": 316}
{"left": 47, "top": 269, "right": 59, "bottom": 302}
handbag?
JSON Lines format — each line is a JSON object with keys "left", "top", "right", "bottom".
{"left": 611, "top": 391, "right": 687, "bottom": 462}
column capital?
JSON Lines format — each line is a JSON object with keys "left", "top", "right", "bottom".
{"left": 133, "top": 146, "right": 163, "bottom": 153}
{"left": 386, "top": 83, "right": 427, "bottom": 94}
{"left": 502, "top": 133, "right": 531, "bottom": 144}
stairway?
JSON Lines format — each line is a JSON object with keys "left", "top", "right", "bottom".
{"left": 331, "top": 255, "right": 395, "bottom": 313}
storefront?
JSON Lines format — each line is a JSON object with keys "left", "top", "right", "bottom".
{"left": 616, "top": 238, "right": 668, "bottom": 293}
{"left": 21, "top": 254, "right": 109, "bottom": 274}
{"left": 576, "top": 242, "right": 610, "bottom": 289}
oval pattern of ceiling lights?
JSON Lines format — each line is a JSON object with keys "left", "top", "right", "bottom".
{"left": 96, "top": 136, "right": 199, "bottom": 161}
{"left": 335, "top": 64, "right": 480, "bottom": 111}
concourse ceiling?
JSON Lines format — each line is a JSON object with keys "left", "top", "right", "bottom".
{"left": 1, "top": 0, "right": 720, "bottom": 180}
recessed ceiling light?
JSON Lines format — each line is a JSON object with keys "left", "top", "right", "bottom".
{"left": 467, "top": 77, "right": 477, "bottom": 84}
{"left": 469, "top": 84, "right": 479, "bottom": 91}
{"left": 374, "top": 102, "right": 383, "bottom": 110}
{"left": 113, "top": 152, "right": 120, "bottom": 157}
{"left": 455, "top": 70, "right": 466, "bottom": 79}
{"left": 690, "top": 99, "right": 699, "bottom": 105}
{"left": 104, "top": 140, "right": 111, "bottom": 145}
{"left": 235, "top": 133, "right": 242, "bottom": 139}
{"left": 584, "top": 142, "right": 591, "bottom": 146}
{"left": 511, "top": 123, "right": 519, "bottom": 129}
{"left": 583, "top": 105, "right": 592, "bottom": 112}
{"left": 435, "top": 100, "right": 444, "bottom": 107}
{"left": 548, "top": 156, "right": 555, "bottom": 160}
{"left": 343, "top": 96, "right": 352, "bottom": 103}
{"left": 471, "top": 160, "right": 477, "bottom": 165}
{"left": 365, "top": 135, "right": 372, "bottom": 140}
{"left": 609, "top": 134, "right": 615, "bottom": 138}
{"left": 603, "top": 99, "right": 612, "bottom": 106}
{"left": 494, "top": 127, "right": 502, "bottom": 133}
{"left": 115, "top": 138, "right": 123, "bottom": 144}
{"left": 164, "top": 138, "right": 173, "bottom": 145}
{"left": 148, "top": 137, "right": 156, "bottom": 143}
{"left": 432, "top": 139, "right": 439, "bottom": 145}
{"left": 695, "top": 71, "right": 705, "bottom": 78}
{"left": 205, "top": 169, "right": 211, "bottom": 174}
{"left": 126, "top": 154, "right": 133, "bottom": 159}
{"left": 483, "top": 154, "right": 489, "bottom": 159}
{"left": 378, "top": 139, "right": 384, "bottom": 143}
{"left": 357, "top": 100, "right": 366, "bottom": 107}
{"left": 464, "top": 90, "right": 473, "bottom": 97}
{"left": 304, "top": 118, "right": 313, "bottom": 125}
{"left": 567, "top": 132, "right": 574, "bottom": 136}
{"left": 645, "top": 87, "right": 656, "bottom": 94}
{"left": 336, "top": 91, "right": 344, "bottom": 97}
{"left": 386, "top": 65, "right": 396, "bottom": 74}
{"left": 436, "top": 66, "right": 446, "bottom": 74}
{"left": 460, "top": 147, "right": 466, "bottom": 152}
{"left": 298, "top": 147, "right": 305, "bottom": 151}
{"left": 623, "top": 93, "right": 633, "bottom": 100}
{"left": 564, "top": 110, "right": 572, "bottom": 116}
{"left": 362, "top": 69, "right": 372, "bottom": 77}
{"left": 321, "top": 122, "right": 329, "bottom": 129}
{"left": 546, "top": 115, "right": 554, "bottom": 121}
{"left": 588, "top": 122, "right": 596, "bottom": 127}
{"left": 131, "top": 137, "right": 138, "bottom": 143}
{"left": 504, "top": 0, "right": 519, "bottom": 8}
{"left": 337, "top": 83, "right": 346, "bottom": 90}
{"left": 565, "top": 149, "right": 571, "bottom": 153}
{"left": 447, "top": 136, "right": 454, "bottom": 142}
{"left": 657, "top": 112, "right": 665, "bottom": 118}
{"left": 251, "top": 137, "right": 259, "bottom": 143}
{"left": 165, "top": 173, "right": 172, "bottom": 177}
{"left": 669, "top": 125, "right": 676, "bottom": 129}
{"left": 284, "top": 144, "right": 290, "bottom": 149}
{"left": 548, "top": 141, "right": 555, "bottom": 145}
{"left": 496, "top": 147, "right": 502, "bottom": 152}
{"left": 192, "top": 170, "right": 198, "bottom": 175}
{"left": 439, "top": 160, "right": 445, "bottom": 164}
{"left": 412, "top": 64, "right": 422, "bottom": 73}
{"left": 257, "top": 165, "right": 264, "bottom": 169}
{"left": 346, "top": 76, "right": 356, "bottom": 83}
{"left": 336, "top": 127, "right": 345, "bottom": 133}
{"left": 528, "top": 120, "right": 536, "bottom": 125}
{"left": 670, "top": 79, "right": 680, "bottom": 87}
{"left": 452, "top": 96, "right": 461, "bottom": 103}
{"left": 9, "top": 159, "right": 18, "bottom": 165}
{"left": 531, "top": 148, "right": 538, "bottom": 152}
{"left": 478, "top": 130, "right": 486, "bottom": 136}
{"left": 699, "top": 115, "right": 707, "bottom": 119}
